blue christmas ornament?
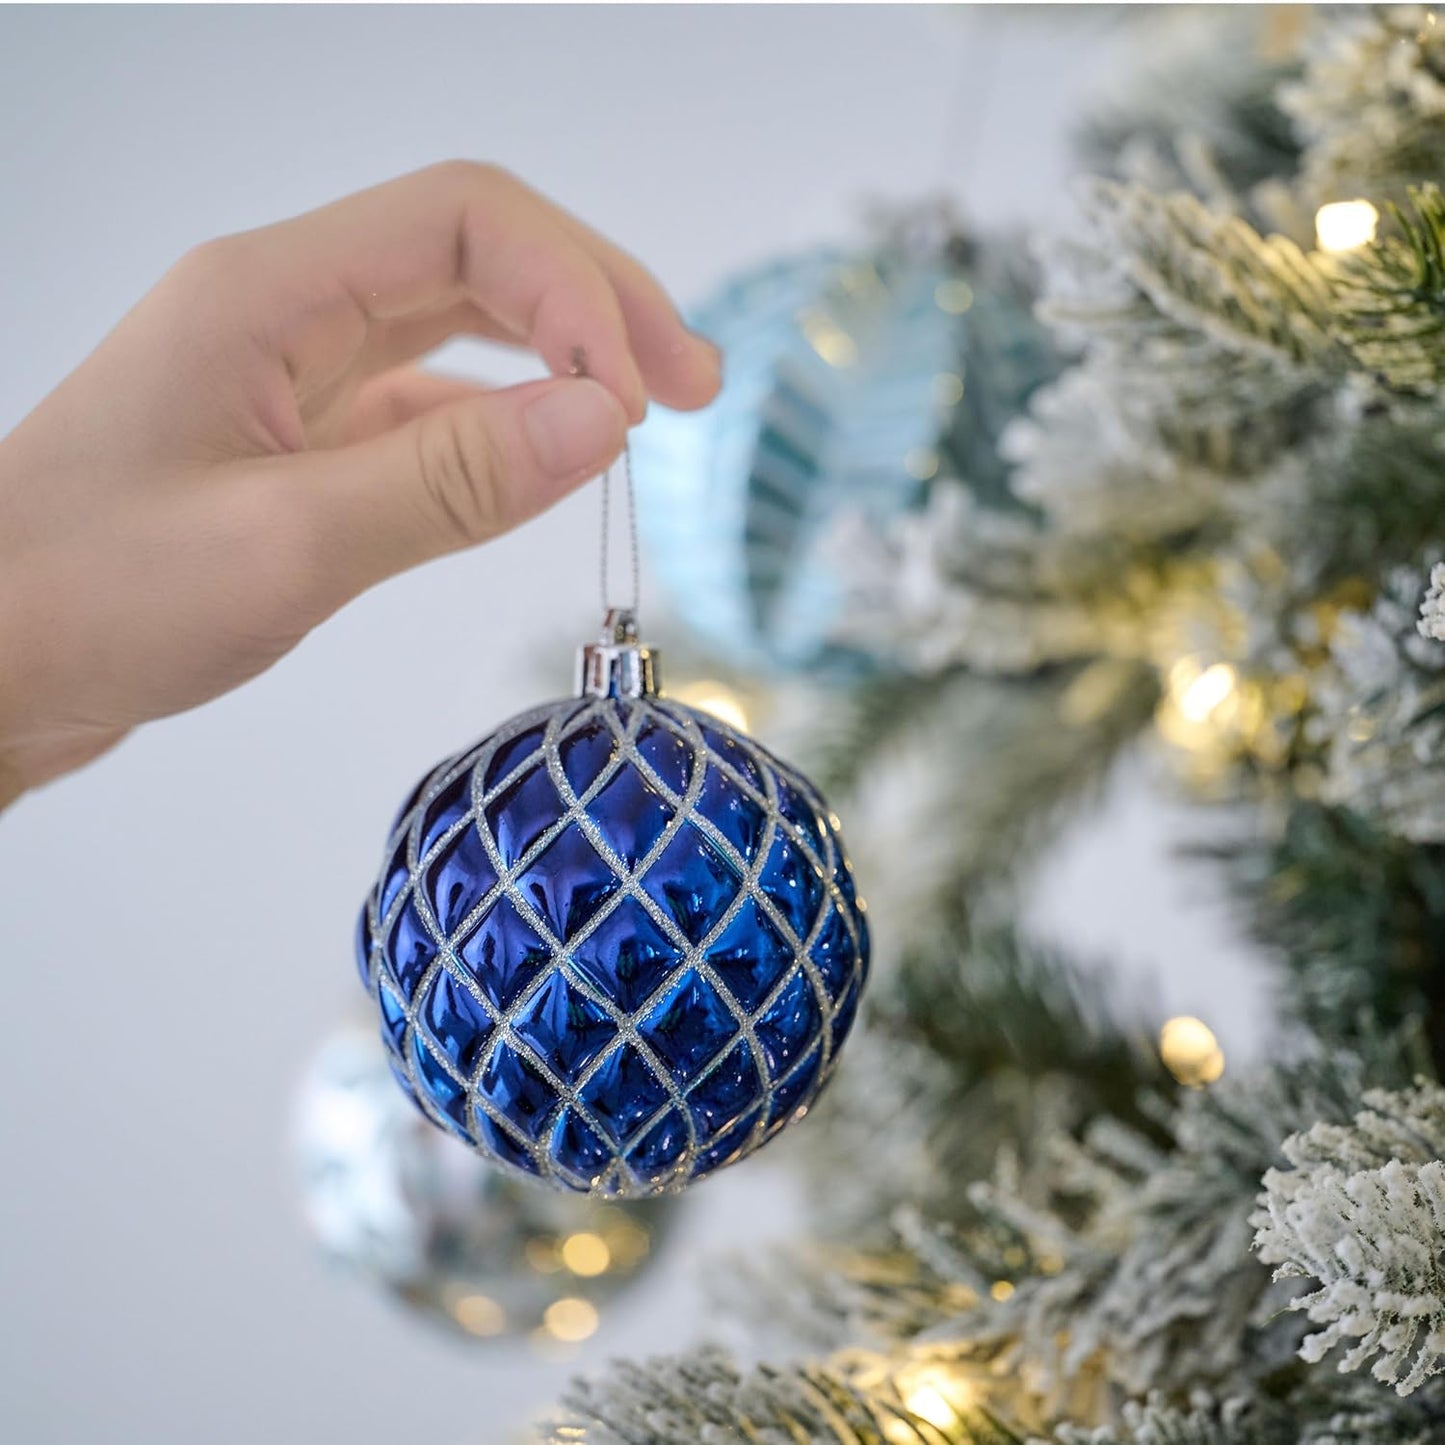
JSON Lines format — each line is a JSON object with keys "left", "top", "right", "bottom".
{"left": 356, "top": 611, "right": 869, "bottom": 1199}
{"left": 631, "top": 218, "right": 1059, "bottom": 673}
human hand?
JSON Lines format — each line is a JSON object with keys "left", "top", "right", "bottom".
{"left": 0, "top": 162, "right": 720, "bottom": 807}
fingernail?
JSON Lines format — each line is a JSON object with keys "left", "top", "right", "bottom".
{"left": 523, "top": 379, "right": 626, "bottom": 477}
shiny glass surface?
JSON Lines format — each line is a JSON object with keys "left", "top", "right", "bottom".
{"left": 359, "top": 694, "right": 869, "bottom": 1197}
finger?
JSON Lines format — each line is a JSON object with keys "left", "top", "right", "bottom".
{"left": 552, "top": 211, "right": 722, "bottom": 412}
{"left": 267, "top": 375, "right": 627, "bottom": 618}
{"left": 192, "top": 162, "right": 651, "bottom": 422}
{"left": 325, "top": 367, "right": 491, "bottom": 446}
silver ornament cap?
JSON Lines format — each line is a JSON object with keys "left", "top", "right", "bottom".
{"left": 574, "top": 608, "right": 659, "bottom": 700}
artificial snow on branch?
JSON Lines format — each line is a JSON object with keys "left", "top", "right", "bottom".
{"left": 1418, "top": 561, "right": 1445, "bottom": 641}
{"left": 1253, "top": 1081, "right": 1445, "bottom": 1396}
{"left": 1335, "top": 186, "right": 1445, "bottom": 391}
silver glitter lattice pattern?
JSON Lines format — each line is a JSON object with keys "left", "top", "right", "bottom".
{"left": 357, "top": 695, "right": 869, "bottom": 1198}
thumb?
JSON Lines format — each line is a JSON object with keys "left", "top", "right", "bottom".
{"left": 281, "top": 375, "right": 628, "bottom": 613}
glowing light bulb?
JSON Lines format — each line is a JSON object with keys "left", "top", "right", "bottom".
{"left": 904, "top": 447, "right": 940, "bottom": 482}
{"left": 542, "top": 1296, "right": 599, "bottom": 1343}
{"left": 670, "top": 680, "right": 750, "bottom": 733}
{"left": 935, "top": 278, "right": 974, "bottom": 314}
{"left": 1171, "top": 659, "right": 1238, "bottom": 723}
{"left": 905, "top": 1384, "right": 957, "bottom": 1429}
{"left": 798, "top": 308, "right": 858, "bottom": 367}
{"left": 451, "top": 1293, "right": 506, "bottom": 1337}
{"left": 560, "top": 1231, "right": 612, "bottom": 1277}
{"left": 898, "top": 1366, "right": 975, "bottom": 1430}
{"left": 1315, "top": 199, "right": 1379, "bottom": 253}
{"left": 604, "top": 1219, "right": 652, "bottom": 1268}
{"left": 524, "top": 1237, "right": 561, "bottom": 1273}
{"left": 933, "top": 371, "right": 965, "bottom": 407}
{"left": 1160, "top": 1015, "right": 1226, "bottom": 1086}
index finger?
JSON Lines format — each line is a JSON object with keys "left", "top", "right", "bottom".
{"left": 203, "top": 162, "right": 702, "bottom": 424}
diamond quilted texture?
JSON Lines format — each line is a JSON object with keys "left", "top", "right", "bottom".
{"left": 587, "top": 765, "right": 675, "bottom": 868}
{"left": 385, "top": 898, "right": 437, "bottom": 1000}
{"left": 455, "top": 894, "right": 552, "bottom": 1012}
{"left": 410, "top": 1033, "right": 469, "bottom": 1134}
{"left": 758, "top": 831, "right": 827, "bottom": 942}
{"left": 558, "top": 721, "right": 617, "bottom": 800}
{"left": 705, "top": 899, "right": 794, "bottom": 1012}
{"left": 775, "top": 775, "right": 829, "bottom": 864}
{"left": 478, "top": 1042, "right": 559, "bottom": 1142}
{"left": 641, "top": 823, "right": 741, "bottom": 943}
{"left": 696, "top": 763, "right": 769, "bottom": 861}
{"left": 696, "top": 1106, "right": 762, "bottom": 1173}
{"left": 378, "top": 839, "right": 410, "bottom": 921}
{"left": 420, "top": 969, "right": 492, "bottom": 1075}
{"left": 361, "top": 692, "right": 871, "bottom": 1197}
{"left": 472, "top": 1109, "right": 539, "bottom": 1176}
{"left": 419, "top": 772, "right": 471, "bottom": 857}
{"left": 754, "top": 970, "right": 823, "bottom": 1080}
{"left": 569, "top": 898, "right": 683, "bottom": 1013}
{"left": 626, "top": 1109, "right": 692, "bottom": 1183}
{"left": 810, "top": 907, "right": 857, "bottom": 1002}
{"left": 377, "top": 981, "right": 407, "bottom": 1056}
{"left": 549, "top": 1107, "right": 612, "bottom": 1188}
{"left": 482, "top": 722, "right": 548, "bottom": 790}
{"left": 483, "top": 765, "right": 563, "bottom": 867}
{"left": 686, "top": 1039, "right": 759, "bottom": 1138}
{"left": 577, "top": 1042, "right": 671, "bottom": 1146}
{"left": 423, "top": 824, "right": 498, "bottom": 935}
{"left": 638, "top": 968, "right": 738, "bottom": 1084}
{"left": 512, "top": 972, "right": 617, "bottom": 1076}
{"left": 633, "top": 720, "right": 692, "bottom": 795}
{"left": 830, "top": 974, "right": 862, "bottom": 1051}
{"left": 512, "top": 823, "right": 621, "bottom": 940}
{"left": 698, "top": 722, "right": 764, "bottom": 793}
{"left": 766, "top": 1045, "right": 823, "bottom": 1127}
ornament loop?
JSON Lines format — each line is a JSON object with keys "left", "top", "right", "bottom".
{"left": 570, "top": 345, "right": 642, "bottom": 623}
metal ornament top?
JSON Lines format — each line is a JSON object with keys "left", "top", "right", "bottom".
{"left": 575, "top": 608, "right": 659, "bottom": 700}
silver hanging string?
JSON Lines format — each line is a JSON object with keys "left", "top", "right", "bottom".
{"left": 599, "top": 437, "right": 641, "bottom": 619}
{"left": 570, "top": 346, "right": 641, "bottom": 621}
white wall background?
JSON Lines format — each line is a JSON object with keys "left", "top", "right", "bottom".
{"left": 0, "top": 7, "right": 1266, "bottom": 1443}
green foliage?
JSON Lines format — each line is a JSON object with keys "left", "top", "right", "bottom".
{"left": 1337, "top": 186, "right": 1445, "bottom": 391}
{"left": 1048, "top": 1396, "right": 1295, "bottom": 1445}
{"left": 549, "top": 1346, "right": 1028, "bottom": 1445}
{"left": 1068, "top": 181, "right": 1339, "bottom": 369}
{"left": 1213, "top": 802, "right": 1445, "bottom": 1067}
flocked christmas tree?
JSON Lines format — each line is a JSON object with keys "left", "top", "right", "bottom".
{"left": 542, "top": 8, "right": 1445, "bottom": 1442}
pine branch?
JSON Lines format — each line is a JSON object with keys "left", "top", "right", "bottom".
{"left": 1314, "top": 567, "right": 1445, "bottom": 844}
{"left": 1075, "top": 8, "right": 1303, "bottom": 227}
{"left": 549, "top": 1346, "right": 1027, "bottom": 1445}
{"left": 950, "top": 1055, "right": 1389, "bottom": 1399}
{"left": 1048, "top": 1395, "right": 1294, "bottom": 1445}
{"left": 1336, "top": 186, "right": 1445, "bottom": 391}
{"left": 784, "top": 663, "right": 1157, "bottom": 965}
{"left": 1253, "top": 1081, "right": 1445, "bottom": 1397}
{"left": 713, "top": 924, "right": 1172, "bottom": 1351}
{"left": 1063, "top": 180, "right": 1339, "bottom": 370}
{"left": 1282, "top": 8, "right": 1445, "bottom": 205}
{"left": 1210, "top": 801, "right": 1445, "bottom": 1071}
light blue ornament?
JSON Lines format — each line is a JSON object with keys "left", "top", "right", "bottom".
{"left": 632, "top": 225, "right": 1059, "bottom": 673}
